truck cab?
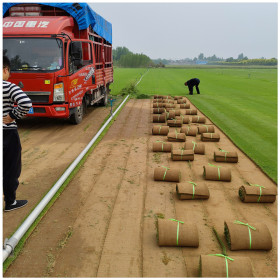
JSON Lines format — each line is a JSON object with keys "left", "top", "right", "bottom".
{"left": 3, "top": 3, "right": 113, "bottom": 124}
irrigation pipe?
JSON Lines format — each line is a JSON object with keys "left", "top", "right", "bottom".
{"left": 135, "top": 69, "right": 149, "bottom": 86}
{"left": 3, "top": 94, "right": 130, "bottom": 263}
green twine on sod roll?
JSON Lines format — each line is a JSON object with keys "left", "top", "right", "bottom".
{"left": 208, "top": 254, "right": 234, "bottom": 278}
{"left": 162, "top": 166, "right": 170, "bottom": 181}
{"left": 202, "top": 124, "right": 208, "bottom": 132}
{"left": 188, "top": 181, "right": 197, "bottom": 199}
{"left": 180, "top": 148, "right": 184, "bottom": 160}
{"left": 192, "top": 141, "right": 197, "bottom": 151}
{"left": 208, "top": 163, "right": 221, "bottom": 180}
{"left": 169, "top": 218, "right": 184, "bottom": 246}
{"left": 156, "top": 140, "right": 165, "bottom": 152}
{"left": 234, "top": 220, "right": 256, "bottom": 249}
{"left": 175, "top": 128, "right": 179, "bottom": 139}
{"left": 249, "top": 183, "right": 265, "bottom": 202}
{"left": 219, "top": 149, "right": 228, "bottom": 161}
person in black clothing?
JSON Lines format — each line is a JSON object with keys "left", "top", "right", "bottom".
{"left": 184, "top": 78, "right": 200, "bottom": 95}
{"left": 3, "top": 56, "right": 32, "bottom": 211}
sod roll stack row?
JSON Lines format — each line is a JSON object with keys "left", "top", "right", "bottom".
{"left": 150, "top": 95, "right": 275, "bottom": 277}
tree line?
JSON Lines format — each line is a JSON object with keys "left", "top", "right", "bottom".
{"left": 113, "top": 47, "right": 152, "bottom": 68}
{"left": 167, "top": 52, "right": 277, "bottom": 66}
{"left": 113, "top": 47, "right": 277, "bottom": 67}
{"left": 113, "top": 47, "right": 164, "bottom": 68}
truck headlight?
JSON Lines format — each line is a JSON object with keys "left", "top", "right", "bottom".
{"left": 53, "top": 83, "right": 65, "bottom": 102}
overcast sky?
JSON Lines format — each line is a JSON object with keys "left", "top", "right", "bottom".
{"left": 90, "top": 2, "right": 278, "bottom": 60}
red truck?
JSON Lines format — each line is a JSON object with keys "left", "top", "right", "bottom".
{"left": 3, "top": 3, "right": 113, "bottom": 124}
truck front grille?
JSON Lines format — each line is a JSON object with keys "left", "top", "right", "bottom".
{"left": 25, "top": 91, "right": 51, "bottom": 103}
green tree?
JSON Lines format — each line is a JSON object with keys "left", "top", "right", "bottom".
{"left": 226, "top": 57, "right": 234, "bottom": 62}
{"left": 237, "top": 53, "right": 244, "bottom": 60}
{"left": 198, "top": 53, "right": 204, "bottom": 60}
{"left": 113, "top": 47, "right": 132, "bottom": 62}
{"left": 119, "top": 52, "right": 152, "bottom": 68}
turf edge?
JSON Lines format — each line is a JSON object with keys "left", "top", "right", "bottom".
{"left": 188, "top": 99, "right": 277, "bottom": 184}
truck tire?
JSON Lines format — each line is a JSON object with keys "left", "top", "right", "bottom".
{"left": 101, "top": 87, "right": 108, "bottom": 106}
{"left": 69, "top": 100, "right": 85, "bottom": 124}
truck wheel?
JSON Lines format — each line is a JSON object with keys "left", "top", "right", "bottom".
{"left": 101, "top": 87, "right": 108, "bottom": 106}
{"left": 69, "top": 101, "right": 84, "bottom": 124}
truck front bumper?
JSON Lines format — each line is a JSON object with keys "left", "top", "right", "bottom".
{"left": 27, "top": 104, "right": 70, "bottom": 119}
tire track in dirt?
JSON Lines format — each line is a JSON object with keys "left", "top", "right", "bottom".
{"left": 96, "top": 99, "right": 148, "bottom": 277}
{"left": 49, "top": 99, "right": 145, "bottom": 277}
{"left": 3, "top": 105, "right": 118, "bottom": 241}
{"left": 4, "top": 100, "right": 136, "bottom": 277}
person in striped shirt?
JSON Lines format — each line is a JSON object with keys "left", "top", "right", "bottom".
{"left": 3, "top": 55, "right": 32, "bottom": 212}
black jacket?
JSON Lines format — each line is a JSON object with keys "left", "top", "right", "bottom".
{"left": 186, "top": 78, "right": 200, "bottom": 87}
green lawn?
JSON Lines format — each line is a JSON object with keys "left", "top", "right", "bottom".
{"left": 110, "top": 67, "right": 277, "bottom": 182}
{"left": 110, "top": 67, "right": 145, "bottom": 95}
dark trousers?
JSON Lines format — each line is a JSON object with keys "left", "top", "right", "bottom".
{"left": 3, "top": 129, "right": 22, "bottom": 205}
{"left": 188, "top": 84, "right": 200, "bottom": 94}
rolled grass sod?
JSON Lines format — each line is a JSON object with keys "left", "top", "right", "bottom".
{"left": 239, "top": 185, "right": 277, "bottom": 203}
{"left": 176, "top": 182, "right": 209, "bottom": 200}
{"left": 154, "top": 167, "right": 181, "bottom": 182}
{"left": 224, "top": 221, "right": 273, "bottom": 250}
{"left": 157, "top": 219, "right": 199, "bottom": 247}
{"left": 199, "top": 255, "right": 254, "bottom": 277}
{"left": 214, "top": 150, "right": 238, "bottom": 163}
{"left": 203, "top": 165, "right": 231, "bottom": 182}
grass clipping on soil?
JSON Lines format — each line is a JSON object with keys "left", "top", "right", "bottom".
{"left": 224, "top": 222, "right": 232, "bottom": 249}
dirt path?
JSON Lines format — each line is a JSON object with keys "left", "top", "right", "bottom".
{"left": 3, "top": 102, "right": 121, "bottom": 240}
{"left": 4, "top": 98, "right": 277, "bottom": 277}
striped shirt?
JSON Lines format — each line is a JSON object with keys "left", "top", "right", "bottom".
{"left": 3, "top": 81, "right": 32, "bottom": 129}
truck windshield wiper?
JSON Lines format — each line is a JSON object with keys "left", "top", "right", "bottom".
{"left": 22, "top": 66, "right": 43, "bottom": 70}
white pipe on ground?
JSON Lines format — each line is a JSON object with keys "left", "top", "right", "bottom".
{"left": 3, "top": 94, "right": 130, "bottom": 263}
{"left": 135, "top": 69, "right": 149, "bottom": 86}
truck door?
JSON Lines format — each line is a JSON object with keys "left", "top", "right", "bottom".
{"left": 66, "top": 39, "right": 96, "bottom": 124}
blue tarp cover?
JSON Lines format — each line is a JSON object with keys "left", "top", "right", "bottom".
{"left": 3, "top": 2, "right": 112, "bottom": 44}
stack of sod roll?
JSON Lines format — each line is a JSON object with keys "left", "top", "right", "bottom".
{"left": 150, "top": 95, "right": 275, "bottom": 278}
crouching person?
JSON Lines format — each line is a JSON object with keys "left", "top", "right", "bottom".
{"left": 184, "top": 78, "right": 200, "bottom": 95}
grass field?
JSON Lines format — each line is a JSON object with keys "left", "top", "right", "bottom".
{"left": 110, "top": 67, "right": 277, "bottom": 182}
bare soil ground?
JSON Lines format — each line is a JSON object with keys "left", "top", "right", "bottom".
{"left": 3, "top": 103, "right": 117, "bottom": 240}
{"left": 4, "top": 98, "right": 277, "bottom": 277}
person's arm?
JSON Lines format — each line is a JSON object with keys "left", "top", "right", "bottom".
{"left": 9, "top": 84, "right": 32, "bottom": 120}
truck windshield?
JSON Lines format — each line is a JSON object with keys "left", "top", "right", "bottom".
{"left": 3, "top": 38, "right": 63, "bottom": 72}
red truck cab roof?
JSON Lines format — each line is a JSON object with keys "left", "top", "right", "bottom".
{"left": 3, "top": 16, "right": 75, "bottom": 36}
